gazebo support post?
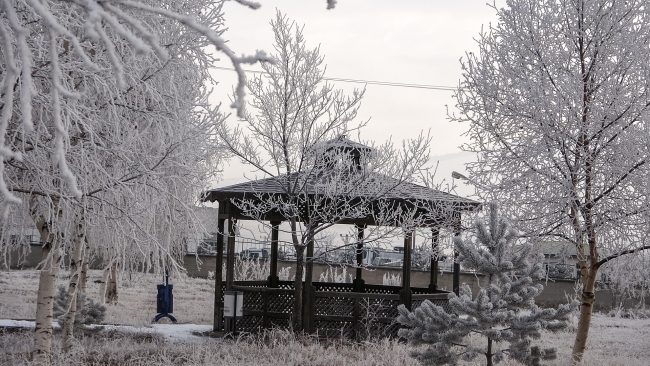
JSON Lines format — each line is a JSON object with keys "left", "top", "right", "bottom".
{"left": 225, "top": 207, "right": 237, "bottom": 333}
{"left": 268, "top": 221, "right": 281, "bottom": 288}
{"left": 226, "top": 218, "right": 237, "bottom": 290}
{"left": 353, "top": 224, "right": 366, "bottom": 292}
{"left": 428, "top": 227, "right": 439, "bottom": 293}
{"left": 453, "top": 251, "right": 460, "bottom": 296}
{"left": 399, "top": 231, "right": 413, "bottom": 310}
{"left": 213, "top": 218, "right": 225, "bottom": 332}
{"left": 453, "top": 213, "right": 461, "bottom": 296}
{"left": 303, "top": 232, "right": 316, "bottom": 333}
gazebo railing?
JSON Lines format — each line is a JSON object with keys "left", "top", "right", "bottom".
{"left": 231, "top": 284, "right": 294, "bottom": 331}
{"left": 217, "top": 280, "right": 450, "bottom": 340}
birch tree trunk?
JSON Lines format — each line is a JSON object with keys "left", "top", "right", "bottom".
{"left": 573, "top": 219, "right": 600, "bottom": 362}
{"left": 78, "top": 238, "right": 90, "bottom": 294}
{"left": 32, "top": 242, "right": 62, "bottom": 364}
{"left": 31, "top": 205, "right": 62, "bottom": 364}
{"left": 62, "top": 215, "right": 86, "bottom": 350}
{"left": 572, "top": 267, "right": 598, "bottom": 362}
{"left": 77, "top": 240, "right": 89, "bottom": 314}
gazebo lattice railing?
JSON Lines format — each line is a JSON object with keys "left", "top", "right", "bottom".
{"left": 215, "top": 280, "right": 453, "bottom": 340}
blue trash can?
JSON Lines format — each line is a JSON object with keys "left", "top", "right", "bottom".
{"left": 156, "top": 284, "right": 173, "bottom": 314}
{"left": 153, "top": 268, "right": 177, "bottom": 323}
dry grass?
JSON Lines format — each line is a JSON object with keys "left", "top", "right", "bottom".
{"left": 0, "top": 269, "right": 215, "bottom": 326}
{"left": 0, "top": 269, "right": 40, "bottom": 320}
{"left": 2, "top": 324, "right": 650, "bottom": 366}
{"left": 0, "top": 328, "right": 423, "bottom": 366}
{"left": 2, "top": 269, "right": 650, "bottom": 365}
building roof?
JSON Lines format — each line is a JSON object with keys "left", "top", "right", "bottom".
{"left": 536, "top": 240, "right": 577, "bottom": 257}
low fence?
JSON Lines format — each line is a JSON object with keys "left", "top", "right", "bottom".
{"left": 217, "top": 280, "right": 451, "bottom": 340}
{"left": 6, "top": 246, "right": 648, "bottom": 312}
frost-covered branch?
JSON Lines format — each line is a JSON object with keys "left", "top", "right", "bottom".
{"left": 0, "top": 0, "right": 268, "bottom": 208}
{"left": 596, "top": 245, "right": 650, "bottom": 269}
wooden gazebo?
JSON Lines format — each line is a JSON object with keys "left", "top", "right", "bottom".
{"left": 202, "top": 137, "right": 480, "bottom": 339}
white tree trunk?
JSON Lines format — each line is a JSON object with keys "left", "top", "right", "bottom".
{"left": 32, "top": 243, "right": 62, "bottom": 364}
{"left": 30, "top": 197, "right": 63, "bottom": 364}
{"left": 62, "top": 216, "right": 86, "bottom": 350}
{"left": 78, "top": 238, "right": 90, "bottom": 294}
{"left": 572, "top": 266, "right": 599, "bottom": 363}
{"left": 76, "top": 241, "right": 89, "bottom": 318}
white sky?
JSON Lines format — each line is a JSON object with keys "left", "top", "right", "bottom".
{"left": 208, "top": 1, "right": 507, "bottom": 198}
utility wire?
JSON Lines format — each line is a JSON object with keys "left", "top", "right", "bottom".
{"left": 212, "top": 66, "right": 458, "bottom": 91}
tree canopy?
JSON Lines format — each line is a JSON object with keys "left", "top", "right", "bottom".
{"left": 451, "top": 0, "right": 650, "bottom": 360}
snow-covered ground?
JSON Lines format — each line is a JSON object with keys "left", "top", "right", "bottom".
{"left": 2, "top": 269, "right": 650, "bottom": 365}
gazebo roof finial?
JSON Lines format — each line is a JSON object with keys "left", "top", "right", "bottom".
{"left": 323, "top": 134, "right": 372, "bottom": 154}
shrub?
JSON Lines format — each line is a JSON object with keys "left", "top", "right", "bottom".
{"left": 53, "top": 285, "right": 107, "bottom": 328}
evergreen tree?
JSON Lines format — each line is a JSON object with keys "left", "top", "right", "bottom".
{"left": 397, "top": 203, "right": 577, "bottom": 366}
{"left": 53, "top": 285, "right": 106, "bottom": 329}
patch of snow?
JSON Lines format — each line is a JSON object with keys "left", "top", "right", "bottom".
{"left": 0, "top": 319, "right": 214, "bottom": 343}
{"left": 98, "top": 323, "right": 215, "bottom": 342}
{"left": 151, "top": 323, "right": 214, "bottom": 342}
{"left": 0, "top": 319, "right": 60, "bottom": 329}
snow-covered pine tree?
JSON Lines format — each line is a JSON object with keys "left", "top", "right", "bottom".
{"left": 53, "top": 285, "right": 106, "bottom": 329}
{"left": 397, "top": 203, "right": 577, "bottom": 366}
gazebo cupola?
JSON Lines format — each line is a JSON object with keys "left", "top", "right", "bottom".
{"left": 320, "top": 135, "right": 372, "bottom": 171}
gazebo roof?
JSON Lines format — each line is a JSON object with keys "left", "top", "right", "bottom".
{"left": 202, "top": 171, "right": 479, "bottom": 226}
{"left": 203, "top": 173, "right": 476, "bottom": 206}
{"left": 204, "top": 136, "right": 479, "bottom": 225}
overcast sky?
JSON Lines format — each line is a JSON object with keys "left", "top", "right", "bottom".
{"left": 209, "top": 1, "right": 507, "bottom": 198}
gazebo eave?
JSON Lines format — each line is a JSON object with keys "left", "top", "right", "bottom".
{"left": 203, "top": 190, "right": 480, "bottom": 228}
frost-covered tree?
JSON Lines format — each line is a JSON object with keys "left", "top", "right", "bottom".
{"left": 217, "top": 11, "right": 435, "bottom": 332}
{"left": 0, "top": 0, "right": 269, "bottom": 210}
{"left": 1, "top": 0, "right": 271, "bottom": 361}
{"left": 397, "top": 204, "right": 576, "bottom": 366}
{"left": 451, "top": 0, "right": 650, "bottom": 361}
{"left": 598, "top": 251, "right": 650, "bottom": 311}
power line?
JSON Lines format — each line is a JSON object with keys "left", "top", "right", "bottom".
{"left": 211, "top": 66, "right": 457, "bottom": 91}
